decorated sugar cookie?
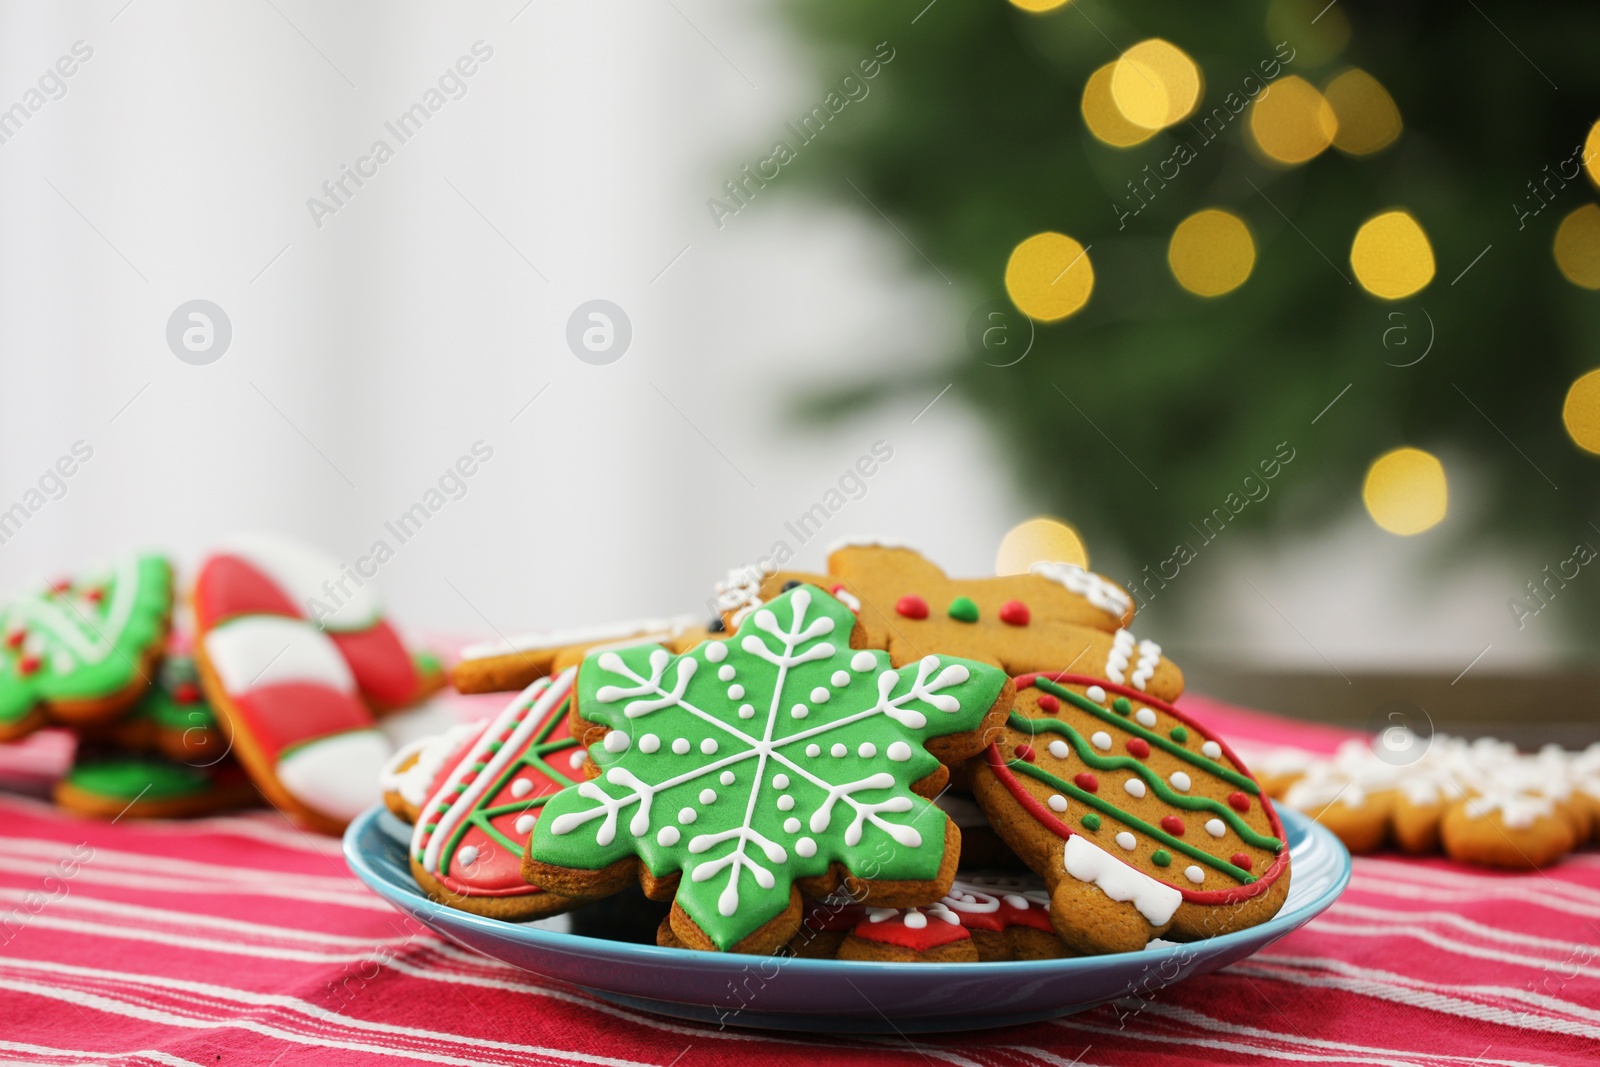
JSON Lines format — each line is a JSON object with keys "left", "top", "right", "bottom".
{"left": 451, "top": 615, "right": 708, "bottom": 695}
{"left": 99, "top": 652, "right": 225, "bottom": 763}
{"left": 193, "top": 532, "right": 442, "bottom": 711}
{"left": 54, "top": 751, "right": 259, "bottom": 820}
{"left": 970, "top": 671, "right": 1290, "bottom": 955}
{"left": 400, "top": 670, "right": 589, "bottom": 920}
{"left": 733, "top": 542, "right": 1182, "bottom": 699}
{"left": 526, "top": 584, "right": 1012, "bottom": 954}
{"left": 0, "top": 553, "right": 173, "bottom": 741}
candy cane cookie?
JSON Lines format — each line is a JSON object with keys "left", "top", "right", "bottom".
{"left": 970, "top": 672, "right": 1290, "bottom": 955}
{"left": 0, "top": 553, "right": 173, "bottom": 741}
{"left": 401, "top": 669, "right": 588, "bottom": 919}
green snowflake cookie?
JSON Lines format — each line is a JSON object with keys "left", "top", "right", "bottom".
{"left": 0, "top": 553, "right": 172, "bottom": 733}
{"left": 529, "top": 583, "right": 1008, "bottom": 950}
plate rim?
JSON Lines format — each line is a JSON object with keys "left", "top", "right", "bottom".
{"left": 342, "top": 803, "right": 1351, "bottom": 979}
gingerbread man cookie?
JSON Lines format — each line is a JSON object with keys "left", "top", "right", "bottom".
{"left": 524, "top": 584, "right": 1012, "bottom": 954}
{"left": 970, "top": 672, "right": 1290, "bottom": 954}
{"left": 0, "top": 553, "right": 173, "bottom": 741}
{"left": 731, "top": 542, "right": 1182, "bottom": 701}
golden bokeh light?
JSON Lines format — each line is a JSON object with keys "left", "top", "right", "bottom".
{"left": 1562, "top": 369, "right": 1600, "bottom": 455}
{"left": 1082, "top": 62, "right": 1157, "bottom": 148}
{"left": 1363, "top": 448, "right": 1448, "bottom": 536}
{"left": 1350, "top": 211, "right": 1435, "bottom": 300}
{"left": 1168, "top": 209, "right": 1256, "bottom": 297}
{"left": 1554, "top": 204, "right": 1600, "bottom": 289}
{"left": 1009, "top": 0, "right": 1072, "bottom": 11}
{"left": 1587, "top": 120, "right": 1600, "bottom": 186}
{"left": 1266, "top": 0, "right": 1349, "bottom": 68}
{"left": 1005, "top": 232, "right": 1095, "bottom": 322}
{"left": 1111, "top": 39, "right": 1202, "bottom": 130}
{"left": 1249, "top": 76, "right": 1337, "bottom": 164}
{"left": 1325, "top": 69, "right": 1402, "bottom": 156}
{"left": 996, "top": 517, "right": 1089, "bottom": 574}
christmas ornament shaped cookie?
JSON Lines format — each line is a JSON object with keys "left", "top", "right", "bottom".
{"left": 733, "top": 542, "right": 1183, "bottom": 700}
{"left": 394, "top": 669, "right": 590, "bottom": 920}
{"left": 526, "top": 584, "right": 1013, "bottom": 954}
{"left": 194, "top": 532, "right": 441, "bottom": 711}
{"left": 452, "top": 614, "right": 709, "bottom": 695}
{"left": 0, "top": 553, "right": 173, "bottom": 741}
{"left": 970, "top": 672, "right": 1290, "bottom": 954}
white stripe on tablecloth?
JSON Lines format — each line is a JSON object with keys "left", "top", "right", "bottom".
{"left": 7, "top": 911, "right": 406, "bottom": 965}
{"left": 1347, "top": 874, "right": 1600, "bottom": 922}
{"left": 1311, "top": 919, "right": 1600, "bottom": 978}
{"left": 0, "top": 972, "right": 654, "bottom": 1067}
{"left": 0, "top": 836, "right": 362, "bottom": 891}
{"left": 0, "top": 793, "right": 346, "bottom": 856}
{"left": 1352, "top": 858, "right": 1600, "bottom": 908}
{"left": 0, "top": 1039, "right": 203, "bottom": 1067}
{"left": 0, "top": 857, "right": 389, "bottom": 912}
{"left": 1331, "top": 900, "right": 1600, "bottom": 960}
{"left": 1251, "top": 953, "right": 1600, "bottom": 1028}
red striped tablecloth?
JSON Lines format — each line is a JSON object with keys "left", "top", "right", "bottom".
{"left": 1, "top": 695, "right": 1596, "bottom": 1067}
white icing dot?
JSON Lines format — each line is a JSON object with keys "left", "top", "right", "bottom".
{"left": 810, "top": 687, "right": 830, "bottom": 703}
{"left": 784, "top": 817, "right": 801, "bottom": 833}
{"left": 515, "top": 814, "right": 536, "bottom": 835}
{"left": 830, "top": 743, "right": 848, "bottom": 758}
{"left": 1047, "top": 794, "right": 1068, "bottom": 813}
{"left": 603, "top": 730, "right": 630, "bottom": 754}
{"left": 806, "top": 744, "right": 822, "bottom": 757}
{"left": 1185, "top": 866, "right": 1205, "bottom": 884}
{"left": 851, "top": 651, "right": 876, "bottom": 672}
{"left": 1205, "top": 818, "right": 1226, "bottom": 838}
{"left": 658, "top": 826, "right": 680, "bottom": 846}
{"left": 1124, "top": 778, "right": 1147, "bottom": 799}
{"left": 1169, "top": 771, "right": 1192, "bottom": 792}
{"left": 887, "top": 741, "right": 912, "bottom": 762}
{"left": 568, "top": 751, "right": 587, "bottom": 770}
{"left": 1201, "top": 741, "right": 1223, "bottom": 759}
{"left": 720, "top": 771, "right": 736, "bottom": 786}
{"left": 454, "top": 845, "right": 481, "bottom": 868}
{"left": 699, "top": 788, "right": 717, "bottom": 805}
{"left": 791, "top": 704, "right": 808, "bottom": 719}
{"left": 1135, "top": 709, "right": 1158, "bottom": 728}
{"left": 701, "top": 738, "right": 718, "bottom": 755}
{"left": 831, "top": 670, "right": 851, "bottom": 687}
{"left": 773, "top": 773, "right": 790, "bottom": 789}
{"left": 777, "top": 795, "right": 795, "bottom": 811}
{"left": 905, "top": 911, "right": 928, "bottom": 930}
{"left": 1003, "top": 893, "right": 1029, "bottom": 909}
{"left": 678, "top": 807, "right": 697, "bottom": 824}
{"left": 705, "top": 642, "right": 727, "bottom": 663}
{"left": 1092, "top": 731, "right": 1112, "bottom": 751}
{"left": 1115, "top": 832, "right": 1137, "bottom": 851}
{"left": 727, "top": 684, "right": 745, "bottom": 699}
{"left": 858, "top": 742, "right": 877, "bottom": 758}
{"left": 1048, "top": 740, "right": 1070, "bottom": 759}
{"left": 717, "top": 664, "right": 736, "bottom": 682}
{"left": 672, "top": 738, "right": 691, "bottom": 755}
{"left": 511, "top": 778, "right": 533, "bottom": 799}
{"left": 1086, "top": 685, "right": 1106, "bottom": 702}
{"left": 795, "top": 837, "right": 817, "bottom": 857}
{"left": 738, "top": 704, "right": 755, "bottom": 719}
{"left": 639, "top": 734, "right": 661, "bottom": 754}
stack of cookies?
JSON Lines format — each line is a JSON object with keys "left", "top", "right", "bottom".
{"left": 0, "top": 535, "right": 445, "bottom": 830}
{"left": 389, "top": 540, "right": 1293, "bottom": 958}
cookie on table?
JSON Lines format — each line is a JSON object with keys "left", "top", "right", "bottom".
{"left": 53, "top": 750, "right": 258, "bottom": 820}
{"left": 0, "top": 553, "right": 173, "bottom": 741}
{"left": 451, "top": 615, "right": 708, "bottom": 695}
{"left": 526, "top": 584, "right": 1013, "bottom": 954}
{"left": 95, "top": 652, "right": 226, "bottom": 764}
{"left": 193, "top": 532, "right": 443, "bottom": 712}
{"left": 729, "top": 541, "right": 1183, "bottom": 701}
{"left": 399, "top": 670, "right": 589, "bottom": 920}
{"left": 970, "top": 671, "right": 1290, "bottom": 955}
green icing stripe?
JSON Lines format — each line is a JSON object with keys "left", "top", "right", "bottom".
{"left": 1008, "top": 758, "right": 1256, "bottom": 883}
{"left": 1007, "top": 712, "right": 1281, "bottom": 851}
{"left": 1034, "top": 677, "right": 1260, "bottom": 794}
{"left": 442, "top": 700, "right": 580, "bottom": 867}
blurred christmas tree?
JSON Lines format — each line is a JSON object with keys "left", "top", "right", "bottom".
{"left": 777, "top": 0, "right": 1600, "bottom": 628}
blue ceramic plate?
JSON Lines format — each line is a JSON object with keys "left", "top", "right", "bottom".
{"left": 344, "top": 805, "right": 1349, "bottom": 1033}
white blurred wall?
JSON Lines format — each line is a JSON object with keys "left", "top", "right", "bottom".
{"left": 0, "top": 0, "right": 1565, "bottom": 675}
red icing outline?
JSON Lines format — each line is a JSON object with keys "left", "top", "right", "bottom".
{"left": 853, "top": 911, "right": 970, "bottom": 951}
{"left": 987, "top": 670, "right": 1290, "bottom": 906}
